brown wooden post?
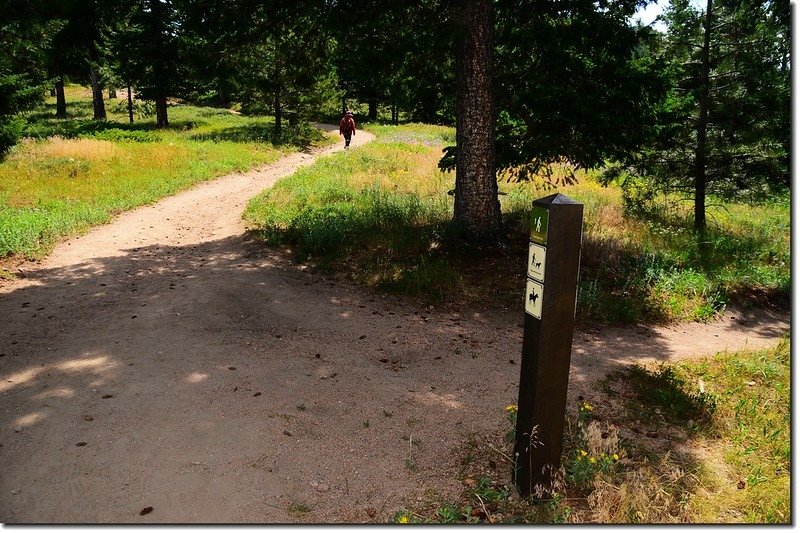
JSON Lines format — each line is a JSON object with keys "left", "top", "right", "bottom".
{"left": 513, "top": 193, "right": 583, "bottom": 498}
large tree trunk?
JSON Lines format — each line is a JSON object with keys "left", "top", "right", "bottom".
{"left": 155, "top": 94, "right": 169, "bottom": 128}
{"left": 693, "top": 0, "right": 712, "bottom": 233}
{"left": 89, "top": 68, "right": 106, "bottom": 120}
{"left": 55, "top": 75, "right": 67, "bottom": 119}
{"left": 453, "top": 0, "right": 502, "bottom": 244}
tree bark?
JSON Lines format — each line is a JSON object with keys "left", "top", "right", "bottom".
{"left": 89, "top": 68, "right": 106, "bottom": 120}
{"left": 127, "top": 84, "right": 134, "bottom": 123}
{"left": 50, "top": 88, "right": 56, "bottom": 97}
{"left": 453, "top": 0, "right": 502, "bottom": 244}
{"left": 273, "top": 88, "right": 282, "bottom": 139}
{"left": 694, "top": 0, "right": 712, "bottom": 233}
{"left": 368, "top": 98, "right": 377, "bottom": 120}
{"left": 156, "top": 94, "right": 168, "bottom": 128}
{"left": 55, "top": 75, "right": 67, "bottom": 119}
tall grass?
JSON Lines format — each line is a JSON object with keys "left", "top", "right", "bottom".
{"left": 598, "top": 338, "right": 790, "bottom": 523}
{"left": 396, "top": 339, "right": 789, "bottom": 524}
{"left": 245, "top": 123, "right": 789, "bottom": 323}
{"left": 245, "top": 124, "right": 462, "bottom": 299}
{"left": 0, "top": 85, "right": 332, "bottom": 259}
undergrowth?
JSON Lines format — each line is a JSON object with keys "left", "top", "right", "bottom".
{"left": 393, "top": 338, "right": 789, "bottom": 524}
{"left": 244, "top": 123, "right": 789, "bottom": 324}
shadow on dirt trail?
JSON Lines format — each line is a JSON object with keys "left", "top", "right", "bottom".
{"left": 0, "top": 232, "right": 788, "bottom": 522}
{"left": 1, "top": 234, "right": 525, "bottom": 522}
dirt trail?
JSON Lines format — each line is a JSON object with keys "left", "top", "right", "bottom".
{"left": 0, "top": 126, "right": 789, "bottom": 523}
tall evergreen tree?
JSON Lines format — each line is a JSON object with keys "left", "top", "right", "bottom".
{"left": 492, "top": 0, "right": 668, "bottom": 181}
{"left": 631, "top": 0, "right": 790, "bottom": 230}
{"left": 0, "top": 2, "right": 54, "bottom": 152}
{"left": 234, "top": 0, "right": 335, "bottom": 136}
{"left": 111, "top": 0, "right": 181, "bottom": 128}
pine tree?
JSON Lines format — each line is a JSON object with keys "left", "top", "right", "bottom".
{"left": 633, "top": 0, "right": 790, "bottom": 230}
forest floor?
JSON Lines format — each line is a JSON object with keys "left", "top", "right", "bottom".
{"left": 0, "top": 126, "right": 789, "bottom": 523}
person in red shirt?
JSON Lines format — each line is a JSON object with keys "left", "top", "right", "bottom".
{"left": 339, "top": 110, "right": 356, "bottom": 149}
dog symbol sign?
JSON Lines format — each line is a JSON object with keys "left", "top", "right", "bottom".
{"left": 525, "top": 278, "right": 544, "bottom": 319}
{"left": 527, "top": 243, "right": 546, "bottom": 282}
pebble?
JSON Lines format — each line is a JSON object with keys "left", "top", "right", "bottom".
{"left": 11, "top": 489, "right": 20, "bottom": 495}
{"left": 283, "top": 429, "right": 293, "bottom": 437}
{"left": 316, "top": 483, "right": 330, "bottom": 492}
{"left": 13, "top": 426, "right": 22, "bottom": 433}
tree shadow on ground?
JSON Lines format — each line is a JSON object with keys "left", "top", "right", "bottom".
{"left": 0, "top": 232, "right": 788, "bottom": 522}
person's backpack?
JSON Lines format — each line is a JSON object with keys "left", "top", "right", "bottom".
{"left": 341, "top": 116, "right": 354, "bottom": 135}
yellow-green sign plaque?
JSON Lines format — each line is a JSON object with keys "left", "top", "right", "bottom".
{"left": 530, "top": 206, "right": 549, "bottom": 244}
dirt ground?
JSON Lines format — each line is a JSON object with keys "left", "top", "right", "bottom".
{"left": 0, "top": 126, "right": 790, "bottom": 523}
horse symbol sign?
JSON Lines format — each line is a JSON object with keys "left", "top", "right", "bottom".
{"left": 525, "top": 278, "right": 543, "bottom": 319}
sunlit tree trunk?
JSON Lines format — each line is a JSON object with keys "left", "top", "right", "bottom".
{"left": 453, "top": 0, "right": 502, "bottom": 244}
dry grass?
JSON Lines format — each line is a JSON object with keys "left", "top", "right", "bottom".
{"left": 586, "top": 456, "right": 698, "bottom": 523}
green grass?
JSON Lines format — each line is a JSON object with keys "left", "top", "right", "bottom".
{"left": 396, "top": 339, "right": 789, "bottom": 524}
{"left": 244, "top": 123, "right": 462, "bottom": 300}
{"left": 244, "top": 123, "right": 789, "bottom": 323}
{"left": 0, "top": 85, "right": 333, "bottom": 260}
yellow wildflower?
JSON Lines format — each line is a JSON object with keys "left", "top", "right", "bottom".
{"left": 398, "top": 516, "right": 410, "bottom": 524}
{"left": 580, "top": 450, "right": 588, "bottom": 457}
{"left": 589, "top": 457, "right": 597, "bottom": 464}
{"left": 505, "top": 405, "right": 518, "bottom": 414}
{"left": 613, "top": 453, "right": 619, "bottom": 461}
{"left": 581, "top": 402, "right": 593, "bottom": 412}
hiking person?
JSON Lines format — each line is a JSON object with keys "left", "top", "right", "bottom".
{"left": 339, "top": 110, "right": 356, "bottom": 149}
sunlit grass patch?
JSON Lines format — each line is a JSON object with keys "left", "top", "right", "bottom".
{"left": 244, "top": 124, "right": 460, "bottom": 297}
{"left": 245, "top": 122, "right": 788, "bottom": 321}
{"left": 0, "top": 86, "right": 334, "bottom": 260}
{"left": 599, "top": 338, "right": 789, "bottom": 523}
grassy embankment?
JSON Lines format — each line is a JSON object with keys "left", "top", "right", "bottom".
{"left": 0, "top": 85, "right": 333, "bottom": 268}
{"left": 244, "top": 123, "right": 789, "bottom": 324}
{"left": 390, "top": 338, "right": 789, "bottom": 524}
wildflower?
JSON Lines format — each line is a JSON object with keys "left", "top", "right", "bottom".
{"left": 398, "top": 515, "right": 410, "bottom": 524}
{"left": 612, "top": 453, "right": 619, "bottom": 461}
{"left": 580, "top": 402, "right": 593, "bottom": 412}
{"left": 589, "top": 457, "right": 597, "bottom": 464}
{"left": 505, "top": 405, "right": 518, "bottom": 414}
{"left": 580, "top": 450, "right": 588, "bottom": 457}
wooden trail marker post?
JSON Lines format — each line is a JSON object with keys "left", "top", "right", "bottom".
{"left": 513, "top": 193, "right": 583, "bottom": 498}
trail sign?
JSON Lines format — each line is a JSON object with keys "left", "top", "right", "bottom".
{"left": 524, "top": 278, "right": 544, "bottom": 319}
{"left": 529, "top": 206, "right": 549, "bottom": 245}
{"left": 527, "top": 243, "right": 546, "bottom": 282}
{"left": 513, "top": 193, "right": 583, "bottom": 498}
